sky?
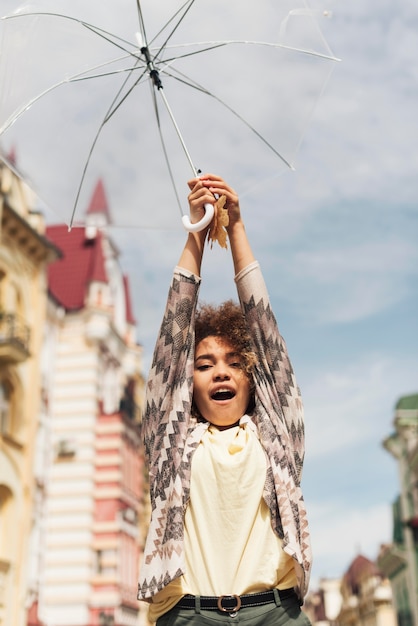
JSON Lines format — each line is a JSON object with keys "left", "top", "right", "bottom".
{"left": 1, "top": 0, "right": 418, "bottom": 592}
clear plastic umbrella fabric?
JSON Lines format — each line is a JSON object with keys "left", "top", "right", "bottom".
{"left": 0, "top": 0, "right": 338, "bottom": 229}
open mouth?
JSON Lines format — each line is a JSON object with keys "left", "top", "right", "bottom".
{"left": 211, "top": 389, "right": 236, "bottom": 401}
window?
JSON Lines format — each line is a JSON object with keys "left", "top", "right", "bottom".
{"left": 0, "top": 381, "right": 12, "bottom": 436}
{"left": 94, "top": 548, "right": 117, "bottom": 577}
{"left": 0, "top": 374, "right": 21, "bottom": 441}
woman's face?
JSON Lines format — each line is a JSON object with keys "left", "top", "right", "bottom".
{"left": 193, "top": 335, "right": 251, "bottom": 428}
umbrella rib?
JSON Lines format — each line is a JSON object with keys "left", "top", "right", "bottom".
{"left": 148, "top": 0, "right": 195, "bottom": 48}
{"left": 100, "top": 66, "right": 149, "bottom": 124}
{"left": 159, "top": 39, "right": 340, "bottom": 63}
{"left": 149, "top": 0, "right": 196, "bottom": 57}
{"left": 158, "top": 42, "right": 229, "bottom": 67}
{"left": 131, "top": 0, "right": 197, "bottom": 68}
{"left": 69, "top": 125, "right": 103, "bottom": 228}
{"left": 69, "top": 65, "right": 146, "bottom": 83}
{"left": 0, "top": 56, "right": 148, "bottom": 134}
{"left": 162, "top": 69, "right": 295, "bottom": 171}
{"left": 3, "top": 12, "right": 139, "bottom": 56}
{"left": 69, "top": 60, "right": 149, "bottom": 226}
{"left": 69, "top": 61, "right": 149, "bottom": 122}
{"left": 82, "top": 23, "right": 140, "bottom": 58}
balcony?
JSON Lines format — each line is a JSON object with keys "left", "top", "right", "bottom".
{"left": 0, "top": 311, "right": 30, "bottom": 363}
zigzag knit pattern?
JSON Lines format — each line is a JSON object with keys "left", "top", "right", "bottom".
{"left": 138, "top": 262, "right": 312, "bottom": 602}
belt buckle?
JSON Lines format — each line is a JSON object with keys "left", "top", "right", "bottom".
{"left": 217, "top": 594, "right": 242, "bottom": 617}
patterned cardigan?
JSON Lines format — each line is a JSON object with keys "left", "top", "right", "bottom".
{"left": 138, "top": 261, "right": 312, "bottom": 602}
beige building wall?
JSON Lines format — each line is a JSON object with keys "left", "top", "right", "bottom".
{"left": 0, "top": 162, "right": 58, "bottom": 626}
{"left": 40, "top": 316, "right": 101, "bottom": 625}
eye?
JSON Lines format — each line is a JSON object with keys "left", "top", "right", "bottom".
{"left": 229, "top": 361, "right": 242, "bottom": 369}
{"left": 196, "top": 363, "right": 211, "bottom": 371}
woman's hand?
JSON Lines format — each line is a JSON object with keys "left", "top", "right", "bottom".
{"left": 185, "top": 173, "right": 255, "bottom": 275}
{"left": 187, "top": 173, "right": 242, "bottom": 232}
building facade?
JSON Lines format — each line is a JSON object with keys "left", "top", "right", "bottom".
{"left": 303, "top": 577, "right": 342, "bottom": 626}
{"left": 304, "top": 556, "right": 396, "bottom": 626}
{"left": 0, "top": 159, "right": 59, "bottom": 626}
{"left": 337, "top": 555, "right": 396, "bottom": 626}
{"left": 378, "top": 394, "right": 418, "bottom": 626}
{"left": 34, "top": 180, "right": 146, "bottom": 626}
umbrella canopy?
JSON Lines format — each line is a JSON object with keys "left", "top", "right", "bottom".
{"left": 0, "top": 0, "right": 338, "bottom": 229}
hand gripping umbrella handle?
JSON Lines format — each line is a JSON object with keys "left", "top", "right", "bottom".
{"left": 182, "top": 202, "right": 215, "bottom": 232}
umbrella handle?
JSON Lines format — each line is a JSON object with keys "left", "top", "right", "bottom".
{"left": 182, "top": 202, "right": 215, "bottom": 232}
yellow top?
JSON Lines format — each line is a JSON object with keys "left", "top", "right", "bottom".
{"left": 148, "top": 418, "right": 296, "bottom": 622}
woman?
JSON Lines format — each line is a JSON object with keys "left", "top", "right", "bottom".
{"left": 138, "top": 174, "right": 312, "bottom": 625}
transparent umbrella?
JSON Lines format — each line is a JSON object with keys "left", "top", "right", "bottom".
{"left": 0, "top": 0, "right": 338, "bottom": 230}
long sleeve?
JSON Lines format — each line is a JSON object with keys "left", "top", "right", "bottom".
{"left": 235, "top": 261, "right": 311, "bottom": 599}
{"left": 143, "top": 267, "right": 200, "bottom": 466}
{"left": 139, "top": 267, "right": 204, "bottom": 599}
{"left": 235, "top": 261, "right": 305, "bottom": 483}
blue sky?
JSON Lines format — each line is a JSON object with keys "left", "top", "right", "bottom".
{"left": 1, "top": 0, "right": 418, "bottom": 591}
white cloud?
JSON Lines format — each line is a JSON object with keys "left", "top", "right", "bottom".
{"left": 285, "top": 238, "right": 418, "bottom": 323}
{"left": 307, "top": 501, "right": 393, "bottom": 585}
{"left": 302, "top": 353, "right": 417, "bottom": 459}
{"left": 304, "top": 0, "right": 418, "bottom": 207}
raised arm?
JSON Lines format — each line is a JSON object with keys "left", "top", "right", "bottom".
{"left": 230, "top": 252, "right": 305, "bottom": 491}
{"left": 179, "top": 174, "right": 255, "bottom": 276}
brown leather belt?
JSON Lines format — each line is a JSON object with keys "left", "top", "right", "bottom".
{"left": 175, "top": 588, "right": 298, "bottom": 612}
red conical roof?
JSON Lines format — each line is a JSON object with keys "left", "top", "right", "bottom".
{"left": 86, "top": 179, "right": 112, "bottom": 222}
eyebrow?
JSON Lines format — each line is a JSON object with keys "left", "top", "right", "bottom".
{"left": 194, "top": 351, "right": 241, "bottom": 363}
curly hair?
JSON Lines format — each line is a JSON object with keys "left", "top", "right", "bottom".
{"left": 193, "top": 300, "right": 257, "bottom": 419}
{"left": 194, "top": 300, "right": 258, "bottom": 377}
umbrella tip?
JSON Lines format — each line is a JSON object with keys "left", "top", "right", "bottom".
{"left": 135, "top": 32, "right": 144, "bottom": 50}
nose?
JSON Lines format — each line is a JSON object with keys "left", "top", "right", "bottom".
{"left": 213, "top": 362, "right": 230, "bottom": 381}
